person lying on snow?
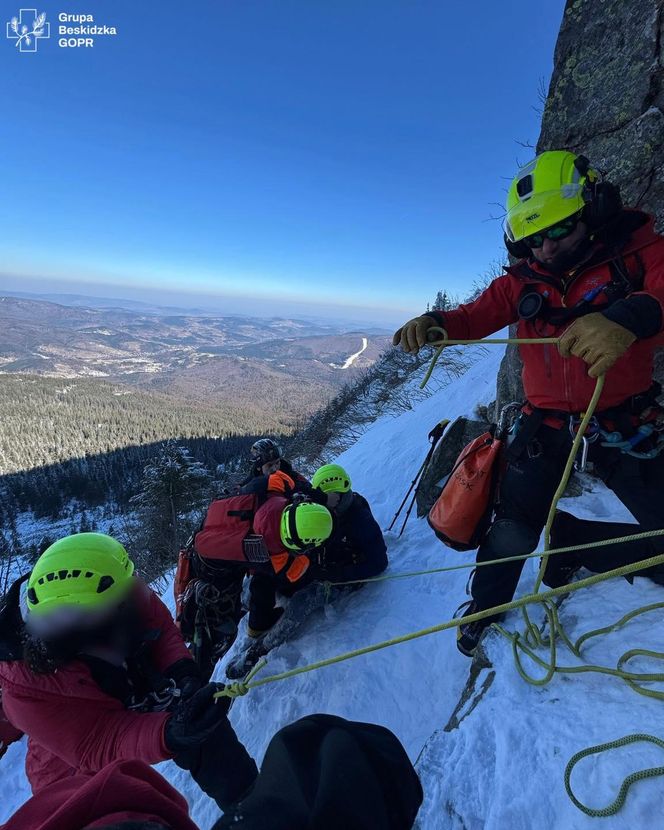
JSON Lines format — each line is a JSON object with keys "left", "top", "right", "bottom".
{"left": 2, "top": 715, "right": 422, "bottom": 830}
{"left": 394, "top": 150, "right": 664, "bottom": 657}
{"left": 226, "top": 465, "right": 388, "bottom": 679}
{"left": 0, "top": 533, "right": 257, "bottom": 811}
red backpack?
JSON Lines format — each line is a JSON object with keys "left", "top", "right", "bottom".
{"left": 194, "top": 494, "right": 273, "bottom": 565}
{"left": 174, "top": 494, "right": 273, "bottom": 627}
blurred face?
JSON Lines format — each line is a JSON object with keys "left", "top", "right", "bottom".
{"left": 529, "top": 220, "right": 590, "bottom": 273}
{"left": 262, "top": 459, "right": 281, "bottom": 476}
{"left": 326, "top": 492, "right": 342, "bottom": 510}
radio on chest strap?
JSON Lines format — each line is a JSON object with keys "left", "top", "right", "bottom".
{"left": 516, "top": 251, "right": 644, "bottom": 325}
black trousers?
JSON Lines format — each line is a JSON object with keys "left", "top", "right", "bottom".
{"left": 248, "top": 572, "right": 279, "bottom": 631}
{"left": 471, "top": 422, "right": 664, "bottom": 611}
{"left": 247, "top": 569, "right": 313, "bottom": 631}
{"left": 174, "top": 714, "right": 258, "bottom": 810}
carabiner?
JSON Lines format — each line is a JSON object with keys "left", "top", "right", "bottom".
{"left": 574, "top": 437, "right": 590, "bottom": 473}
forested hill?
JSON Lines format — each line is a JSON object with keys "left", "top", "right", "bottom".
{"left": 0, "top": 296, "right": 390, "bottom": 438}
{"left": 0, "top": 374, "right": 276, "bottom": 476}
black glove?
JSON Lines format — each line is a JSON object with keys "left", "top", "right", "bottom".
{"left": 166, "top": 658, "right": 204, "bottom": 702}
{"left": 164, "top": 682, "right": 230, "bottom": 753}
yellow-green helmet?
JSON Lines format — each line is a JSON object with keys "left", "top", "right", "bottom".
{"left": 505, "top": 150, "right": 599, "bottom": 242}
{"left": 280, "top": 503, "right": 333, "bottom": 551}
{"left": 312, "top": 464, "right": 352, "bottom": 494}
{"left": 27, "top": 533, "right": 135, "bottom": 619}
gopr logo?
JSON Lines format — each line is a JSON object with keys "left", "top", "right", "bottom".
{"left": 6, "top": 9, "right": 50, "bottom": 52}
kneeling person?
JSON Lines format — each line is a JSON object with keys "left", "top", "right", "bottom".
{"left": 312, "top": 464, "right": 388, "bottom": 583}
{"left": 193, "top": 496, "right": 334, "bottom": 679}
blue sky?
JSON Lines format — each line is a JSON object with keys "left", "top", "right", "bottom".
{"left": 0, "top": 1, "right": 564, "bottom": 325}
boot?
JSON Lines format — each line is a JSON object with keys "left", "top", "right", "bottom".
{"left": 247, "top": 606, "right": 284, "bottom": 639}
{"left": 225, "top": 640, "right": 270, "bottom": 680}
{"left": 455, "top": 600, "right": 501, "bottom": 657}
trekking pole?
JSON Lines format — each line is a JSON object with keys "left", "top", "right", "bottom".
{"left": 386, "top": 420, "right": 450, "bottom": 536}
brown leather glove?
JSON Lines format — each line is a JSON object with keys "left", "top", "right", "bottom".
{"left": 392, "top": 316, "right": 445, "bottom": 354}
{"left": 558, "top": 313, "right": 636, "bottom": 378}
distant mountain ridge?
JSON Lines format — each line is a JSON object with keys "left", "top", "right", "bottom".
{"left": 1, "top": 289, "right": 393, "bottom": 332}
{"left": 0, "top": 295, "right": 389, "bottom": 377}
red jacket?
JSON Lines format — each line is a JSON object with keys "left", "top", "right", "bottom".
{"left": 1, "top": 759, "right": 198, "bottom": 830}
{"left": 432, "top": 212, "right": 664, "bottom": 412}
{"left": 253, "top": 496, "right": 289, "bottom": 557}
{"left": 0, "top": 581, "right": 191, "bottom": 794}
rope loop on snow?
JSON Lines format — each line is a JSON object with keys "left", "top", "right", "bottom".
{"left": 564, "top": 734, "right": 664, "bottom": 817}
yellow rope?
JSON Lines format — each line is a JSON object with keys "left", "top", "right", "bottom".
{"left": 214, "top": 551, "right": 664, "bottom": 701}
{"left": 418, "top": 333, "right": 664, "bottom": 815}
{"left": 514, "top": 374, "right": 605, "bottom": 651}
{"left": 419, "top": 328, "right": 559, "bottom": 390}
{"left": 565, "top": 735, "right": 664, "bottom": 817}
{"left": 324, "top": 526, "right": 664, "bottom": 591}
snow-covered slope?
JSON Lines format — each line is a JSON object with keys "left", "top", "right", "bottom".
{"left": 3, "top": 339, "right": 664, "bottom": 829}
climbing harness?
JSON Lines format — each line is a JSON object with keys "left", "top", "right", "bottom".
{"left": 599, "top": 422, "right": 664, "bottom": 460}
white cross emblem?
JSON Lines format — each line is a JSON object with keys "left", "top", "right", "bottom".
{"left": 6, "top": 9, "right": 50, "bottom": 52}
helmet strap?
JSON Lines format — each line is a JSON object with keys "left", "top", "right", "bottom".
{"left": 287, "top": 505, "right": 306, "bottom": 551}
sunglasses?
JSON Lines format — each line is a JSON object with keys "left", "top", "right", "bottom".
{"left": 522, "top": 212, "right": 581, "bottom": 249}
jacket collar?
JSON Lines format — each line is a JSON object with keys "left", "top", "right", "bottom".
{"left": 505, "top": 210, "right": 657, "bottom": 283}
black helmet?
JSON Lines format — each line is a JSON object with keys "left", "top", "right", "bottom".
{"left": 251, "top": 438, "right": 282, "bottom": 464}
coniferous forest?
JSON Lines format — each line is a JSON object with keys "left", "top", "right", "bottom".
{"left": 0, "top": 373, "right": 283, "bottom": 572}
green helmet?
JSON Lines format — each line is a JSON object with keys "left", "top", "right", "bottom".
{"left": 505, "top": 150, "right": 599, "bottom": 243}
{"left": 27, "top": 533, "right": 135, "bottom": 619}
{"left": 280, "top": 503, "right": 333, "bottom": 552}
{"left": 312, "top": 464, "right": 352, "bottom": 494}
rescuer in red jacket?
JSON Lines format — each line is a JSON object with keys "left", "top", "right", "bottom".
{"left": 394, "top": 150, "right": 664, "bottom": 656}
{"left": 0, "top": 533, "right": 257, "bottom": 808}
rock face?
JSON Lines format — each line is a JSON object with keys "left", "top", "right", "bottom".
{"left": 539, "top": 0, "right": 664, "bottom": 225}
{"left": 493, "top": 325, "right": 525, "bottom": 422}
{"left": 494, "top": 0, "right": 664, "bottom": 408}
